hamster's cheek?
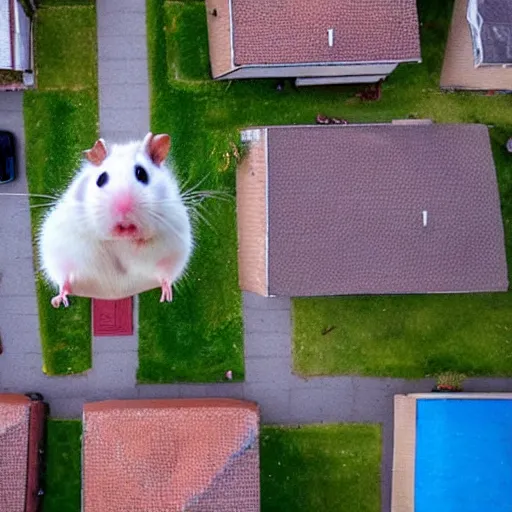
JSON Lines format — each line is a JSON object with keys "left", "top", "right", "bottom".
{"left": 152, "top": 180, "right": 169, "bottom": 202}
{"left": 73, "top": 173, "right": 91, "bottom": 202}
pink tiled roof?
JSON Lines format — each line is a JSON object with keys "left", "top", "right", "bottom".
{"left": 0, "top": 395, "right": 30, "bottom": 512}
{"left": 83, "top": 399, "right": 260, "bottom": 512}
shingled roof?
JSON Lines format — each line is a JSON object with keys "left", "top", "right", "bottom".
{"left": 231, "top": 0, "right": 421, "bottom": 66}
{"left": 0, "top": 394, "right": 30, "bottom": 512}
{"left": 82, "top": 398, "right": 260, "bottom": 512}
{"left": 236, "top": 122, "right": 509, "bottom": 297}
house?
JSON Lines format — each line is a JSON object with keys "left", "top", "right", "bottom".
{"left": 82, "top": 398, "right": 260, "bottom": 512}
{"left": 440, "top": 0, "right": 512, "bottom": 91}
{"left": 0, "top": 393, "right": 47, "bottom": 512}
{"left": 236, "top": 121, "right": 509, "bottom": 298}
{"left": 204, "top": 0, "right": 422, "bottom": 86}
{"left": 391, "top": 393, "right": 512, "bottom": 511}
{"left": 0, "top": 0, "right": 35, "bottom": 91}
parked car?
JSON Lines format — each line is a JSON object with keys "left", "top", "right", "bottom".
{"left": 0, "top": 131, "right": 16, "bottom": 184}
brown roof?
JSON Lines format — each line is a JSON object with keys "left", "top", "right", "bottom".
{"left": 237, "top": 122, "right": 509, "bottom": 297}
{"left": 440, "top": 0, "right": 512, "bottom": 90}
{"left": 0, "top": 394, "right": 30, "bottom": 512}
{"left": 82, "top": 398, "right": 260, "bottom": 512}
{"left": 231, "top": 0, "right": 421, "bottom": 66}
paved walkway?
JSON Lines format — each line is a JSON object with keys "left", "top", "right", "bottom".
{"left": 2, "top": 2, "right": 512, "bottom": 511}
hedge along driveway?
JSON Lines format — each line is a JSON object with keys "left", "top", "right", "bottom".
{"left": 24, "top": 3, "right": 98, "bottom": 375}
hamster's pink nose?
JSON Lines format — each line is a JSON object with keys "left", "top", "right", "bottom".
{"left": 112, "top": 193, "right": 134, "bottom": 216}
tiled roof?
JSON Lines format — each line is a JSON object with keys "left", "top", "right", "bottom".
{"left": 261, "top": 123, "right": 508, "bottom": 296}
{"left": 83, "top": 399, "right": 260, "bottom": 512}
{"left": 0, "top": 395, "right": 30, "bottom": 512}
{"left": 231, "top": 0, "right": 421, "bottom": 65}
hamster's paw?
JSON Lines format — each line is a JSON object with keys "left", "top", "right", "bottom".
{"left": 51, "top": 293, "right": 70, "bottom": 308}
{"left": 159, "top": 279, "right": 173, "bottom": 303}
{"left": 51, "top": 281, "right": 71, "bottom": 308}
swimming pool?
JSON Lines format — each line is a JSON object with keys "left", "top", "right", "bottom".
{"left": 415, "top": 398, "right": 512, "bottom": 512}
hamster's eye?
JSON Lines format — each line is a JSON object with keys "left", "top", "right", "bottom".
{"left": 96, "top": 172, "right": 109, "bottom": 187}
{"left": 135, "top": 165, "right": 149, "bottom": 185}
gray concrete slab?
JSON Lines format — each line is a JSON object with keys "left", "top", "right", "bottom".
{"left": 98, "top": 0, "right": 146, "bottom": 14}
{"left": 98, "top": 59, "right": 149, "bottom": 85}
{"left": 245, "top": 356, "right": 293, "bottom": 385}
{"left": 88, "top": 351, "right": 137, "bottom": 390}
{"left": 46, "top": 397, "right": 85, "bottom": 419}
{"left": 99, "top": 84, "right": 150, "bottom": 111}
{"left": 243, "top": 291, "right": 291, "bottom": 311}
{"left": 289, "top": 380, "right": 355, "bottom": 423}
{"left": 244, "top": 331, "right": 291, "bottom": 358}
{"left": 99, "top": 130, "right": 148, "bottom": 144}
{"left": 97, "top": 12, "right": 147, "bottom": 36}
{"left": 137, "top": 383, "right": 182, "bottom": 399}
{"left": 244, "top": 308, "right": 292, "bottom": 334}
{"left": 99, "top": 108, "right": 149, "bottom": 132}
{"left": 98, "top": 36, "right": 148, "bottom": 60}
{"left": 243, "top": 383, "right": 291, "bottom": 424}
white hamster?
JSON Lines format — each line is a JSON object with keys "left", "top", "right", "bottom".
{"left": 38, "top": 132, "right": 193, "bottom": 308}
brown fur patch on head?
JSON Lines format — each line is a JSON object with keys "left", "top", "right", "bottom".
{"left": 143, "top": 132, "right": 171, "bottom": 166}
{"left": 84, "top": 139, "right": 108, "bottom": 166}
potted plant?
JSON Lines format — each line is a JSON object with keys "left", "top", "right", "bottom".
{"left": 432, "top": 372, "right": 466, "bottom": 392}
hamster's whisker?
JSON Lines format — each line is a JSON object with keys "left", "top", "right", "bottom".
{"left": 30, "top": 202, "right": 57, "bottom": 209}
{"left": 188, "top": 202, "right": 216, "bottom": 233}
{"left": 0, "top": 192, "right": 59, "bottom": 201}
{"left": 180, "top": 175, "right": 210, "bottom": 197}
{"left": 188, "top": 190, "right": 233, "bottom": 202}
{"left": 146, "top": 209, "right": 183, "bottom": 240}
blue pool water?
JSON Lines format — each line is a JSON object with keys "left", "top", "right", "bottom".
{"left": 415, "top": 399, "right": 512, "bottom": 512}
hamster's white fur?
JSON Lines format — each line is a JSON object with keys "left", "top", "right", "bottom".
{"left": 38, "top": 133, "right": 193, "bottom": 307}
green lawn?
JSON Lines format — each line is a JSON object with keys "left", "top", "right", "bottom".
{"left": 35, "top": 6, "right": 97, "bottom": 90}
{"left": 260, "top": 424, "right": 381, "bottom": 512}
{"left": 24, "top": 2, "right": 98, "bottom": 375}
{"left": 42, "top": 420, "right": 82, "bottom": 512}
{"left": 146, "top": 0, "right": 512, "bottom": 382}
{"left": 140, "top": 0, "right": 245, "bottom": 383}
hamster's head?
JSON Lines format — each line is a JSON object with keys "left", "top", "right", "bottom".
{"left": 74, "top": 132, "right": 188, "bottom": 242}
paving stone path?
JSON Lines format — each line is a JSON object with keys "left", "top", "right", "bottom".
{"left": 1, "top": 1, "right": 512, "bottom": 510}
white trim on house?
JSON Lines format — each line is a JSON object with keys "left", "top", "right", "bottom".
{"left": 295, "top": 74, "right": 387, "bottom": 86}
{"left": 0, "top": 0, "right": 11, "bottom": 69}
{"left": 228, "top": 0, "right": 235, "bottom": 71}
{"left": 234, "top": 57, "right": 421, "bottom": 69}
{"left": 0, "top": 0, "right": 33, "bottom": 72}
{"left": 240, "top": 129, "right": 261, "bottom": 142}
{"left": 466, "top": 0, "right": 484, "bottom": 67}
{"left": 264, "top": 128, "right": 270, "bottom": 297}
{"left": 225, "top": 62, "right": 398, "bottom": 80}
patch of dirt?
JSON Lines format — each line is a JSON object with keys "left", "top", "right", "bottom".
{"left": 0, "top": 70, "right": 23, "bottom": 86}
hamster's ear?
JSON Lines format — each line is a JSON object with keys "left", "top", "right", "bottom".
{"left": 84, "top": 139, "right": 108, "bottom": 166}
{"left": 142, "top": 132, "right": 171, "bottom": 166}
